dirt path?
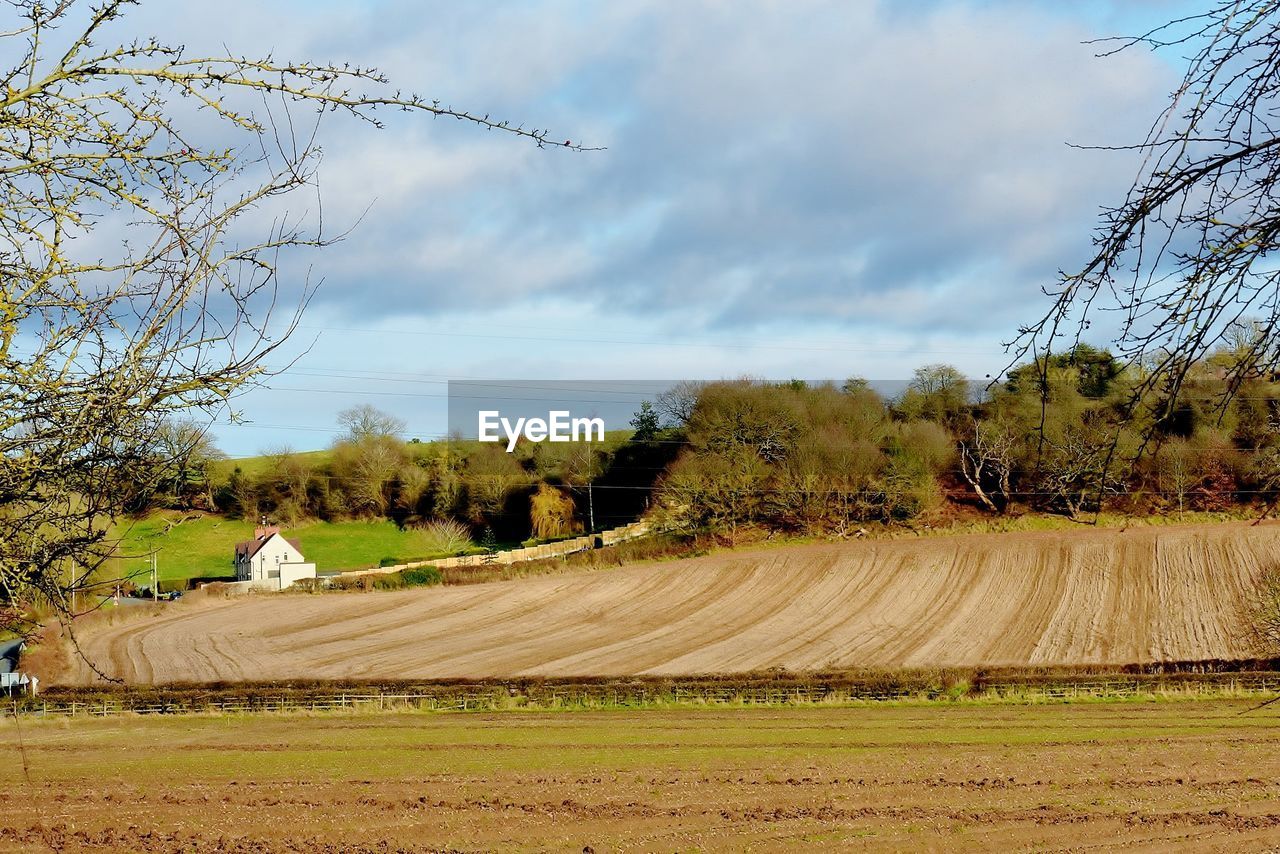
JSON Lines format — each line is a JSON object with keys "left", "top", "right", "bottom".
{"left": 71, "top": 520, "right": 1279, "bottom": 683}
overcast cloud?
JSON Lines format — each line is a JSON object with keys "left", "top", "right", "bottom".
{"left": 108, "top": 1, "right": 1196, "bottom": 453}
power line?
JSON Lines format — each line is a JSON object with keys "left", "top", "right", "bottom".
{"left": 297, "top": 324, "right": 1005, "bottom": 357}
{"left": 261, "top": 385, "right": 675, "bottom": 402}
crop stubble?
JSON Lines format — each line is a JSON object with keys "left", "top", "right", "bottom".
{"left": 72, "top": 521, "right": 1278, "bottom": 684}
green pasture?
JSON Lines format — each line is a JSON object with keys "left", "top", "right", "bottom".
{"left": 106, "top": 511, "right": 466, "bottom": 587}
{"left": 0, "top": 700, "right": 1274, "bottom": 783}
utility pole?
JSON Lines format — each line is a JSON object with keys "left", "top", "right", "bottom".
{"left": 588, "top": 481, "right": 595, "bottom": 533}
{"left": 113, "top": 549, "right": 160, "bottom": 605}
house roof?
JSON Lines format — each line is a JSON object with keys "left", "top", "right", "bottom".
{"left": 0, "top": 639, "right": 22, "bottom": 675}
{"left": 234, "top": 532, "right": 303, "bottom": 561}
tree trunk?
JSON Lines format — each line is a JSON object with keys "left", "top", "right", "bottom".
{"left": 960, "top": 446, "right": 999, "bottom": 513}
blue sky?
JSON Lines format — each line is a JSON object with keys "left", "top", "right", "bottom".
{"left": 120, "top": 1, "right": 1200, "bottom": 455}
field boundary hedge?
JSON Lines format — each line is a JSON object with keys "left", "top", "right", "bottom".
{"left": 11, "top": 662, "right": 1280, "bottom": 717}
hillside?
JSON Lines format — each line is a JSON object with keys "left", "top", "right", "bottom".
{"left": 106, "top": 512, "right": 473, "bottom": 585}
{"left": 71, "top": 520, "right": 1275, "bottom": 683}
{"left": 208, "top": 448, "right": 335, "bottom": 483}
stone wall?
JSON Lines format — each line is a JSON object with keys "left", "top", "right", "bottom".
{"left": 334, "top": 521, "right": 652, "bottom": 580}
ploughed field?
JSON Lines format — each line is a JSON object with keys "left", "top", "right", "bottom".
{"left": 74, "top": 521, "right": 1276, "bottom": 684}
{"left": 3, "top": 702, "right": 1280, "bottom": 851}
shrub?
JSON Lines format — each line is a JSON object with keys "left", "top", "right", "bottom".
{"left": 415, "top": 518, "right": 475, "bottom": 555}
{"left": 371, "top": 573, "right": 405, "bottom": 590}
{"left": 329, "top": 574, "right": 370, "bottom": 591}
{"left": 530, "top": 483, "right": 580, "bottom": 539}
{"left": 369, "top": 566, "right": 441, "bottom": 590}
{"left": 400, "top": 566, "right": 442, "bottom": 587}
{"left": 325, "top": 566, "right": 443, "bottom": 592}
{"left": 897, "top": 420, "right": 955, "bottom": 472}
{"left": 379, "top": 556, "right": 400, "bottom": 567}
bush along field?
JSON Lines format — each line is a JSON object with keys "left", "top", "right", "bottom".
{"left": 324, "top": 565, "right": 444, "bottom": 592}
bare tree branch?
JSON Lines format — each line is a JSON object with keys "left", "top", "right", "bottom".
{"left": 0, "top": 0, "right": 586, "bottom": 629}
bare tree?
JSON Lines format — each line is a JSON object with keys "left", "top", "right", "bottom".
{"left": 655, "top": 380, "right": 705, "bottom": 428}
{"left": 0, "top": 0, "right": 585, "bottom": 630}
{"left": 338, "top": 404, "right": 406, "bottom": 442}
{"left": 1018, "top": 1, "right": 1280, "bottom": 427}
{"left": 959, "top": 418, "right": 1017, "bottom": 513}
{"left": 1153, "top": 438, "right": 1198, "bottom": 514}
{"left": 333, "top": 437, "right": 405, "bottom": 516}
{"left": 1035, "top": 425, "right": 1125, "bottom": 518}
{"left": 152, "top": 420, "right": 224, "bottom": 510}
{"left": 898, "top": 364, "right": 970, "bottom": 428}
{"left": 909, "top": 364, "right": 968, "bottom": 397}
{"left": 463, "top": 446, "right": 529, "bottom": 525}
{"left": 260, "top": 445, "right": 316, "bottom": 522}
{"left": 1248, "top": 564, "right": 1280, "bottom": 654}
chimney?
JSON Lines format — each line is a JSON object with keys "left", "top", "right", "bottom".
{"left": 254, "top": 524, "right": 280, "bottom": 540}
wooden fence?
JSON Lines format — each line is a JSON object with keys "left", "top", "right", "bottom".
{"left": 9, "top": 674, "right": 1279, "bottom": 719}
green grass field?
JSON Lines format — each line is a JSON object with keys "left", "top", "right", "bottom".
{"left": 120, "top": 432, "right": 639, "bottom": 589}
{"left": 6, "top": 700, "right": 1264, "bottom": 781}
{"left": 105, "top": 511, "right": 467, "bottom": 587}
{"left": 208, "top": 448, "right": 333, "bottom": 483}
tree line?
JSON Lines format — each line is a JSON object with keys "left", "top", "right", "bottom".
{"left": 139, "top": 342, "right": 1280, "bottom": 543}
{"left": 657, "top": 342, "right": 1280, "bottom": 535}
{"left": 140, "top": 403, "right": 675, "bottom": 544}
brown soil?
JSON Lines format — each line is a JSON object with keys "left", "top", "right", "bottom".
{"left": 2, "top": 702, "right": 1279, "bottom": 851}
{"left": 70, "top": 520, "right": 1279, "bottom": 684}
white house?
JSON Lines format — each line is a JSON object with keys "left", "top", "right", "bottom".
{"left": 0, "top": 639, "right": 35, "bottom": 696}
{"left": 234, "top": 525, "right": 317, "bottom": 590}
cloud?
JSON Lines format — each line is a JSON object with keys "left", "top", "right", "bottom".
{"left": 571, "top": 2, "right": 1167, "bottom": 330}
{"left": 36, "top": 0, "right": 1192, "bottom": 457}
{"left": 172, "top": 0, "right": 1165, "bottom": 340}
{"left": 102, "top": 0, "right": 1175, "bottom": 339}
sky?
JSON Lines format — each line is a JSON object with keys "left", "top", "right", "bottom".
{"left": 108, "top": 0, "right": 1204, "bottom": 454}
